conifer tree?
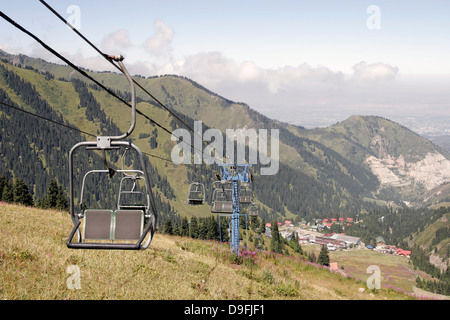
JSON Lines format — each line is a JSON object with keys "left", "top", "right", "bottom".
{"left": 318, "top": 245, "right": 330, "bottom": 266}
{"left": 37, "top": 179, "right": 68, "bottom": 210}
{"left": 181, "top": 216, "right": 190, "bottom": 237}
{"left": 172, "top": 220, "right": 180, "bottom": 236}
{"left": 1, "top": 176, "right": 13, "bottom": 203}
{"left": 289, "top": 232, "right": 304, "bottom": 255}
{"left": 45, "top": 179, "right": 60, "bottom": 208}
{"left": 13, "top": 178, "right": 34, "bottom": 206}
{"left": 190, "top": 216, "right": 199, "bottom": 239}
{"left": 0, "top": 175, "right": 8, "bottom": 200}
{"left": 308, "top": 251, "right": 317, "bottom": 263}
{"left": 206, "top": 216, "right": 219, "bottom": 241}
{"left": 270, "top": 220, "right": 283, "bottom": 254}
{"left": 219, "top": 216, "right": 229, "bottom": 242}
{"left": 199, "top": 220, "right": 208, "bottom": 240}
{"left": 163, "top": 219, "right": 173, "bottom": 235}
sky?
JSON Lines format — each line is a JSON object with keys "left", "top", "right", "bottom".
{"left": 1, "top": 0, "right": 449, "bottom": 130}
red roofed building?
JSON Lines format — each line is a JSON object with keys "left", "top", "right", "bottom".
{"left": 323, "top": 218, "right": 329, "bottom": 223}
{"left": 265, "top": 223, "right": 271, "bottom": 228}
{"left": 396, "top": 248, "right": 411, "bottom": 257}
{"left": 346, "top": 218, "right": 354, "bottom": 222}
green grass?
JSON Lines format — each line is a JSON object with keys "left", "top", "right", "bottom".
{"left": 0, "top": 202, "right": 428, "bottom": 300}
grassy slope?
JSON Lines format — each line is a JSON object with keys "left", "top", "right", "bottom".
{"left": 0, "top": 203, "right": 430, "bottom": 300}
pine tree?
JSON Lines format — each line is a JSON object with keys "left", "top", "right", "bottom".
{"left": 190, "top": 216, "right": 199, "bottom": 239}
{"left": 163, "top": 219, "right": 173, "bottom": 235}
{"left": 289, "top": 232, "right": 304, "bottom": 255}
{"left": 219, "top": 216, "right": 229, "bottom": 242}
{"left": 13, "top": 178, "right": 34, "bottom": 206}
{"left": 45, "top": 179, "right": 60, "bottom": 208}
{"left": 199, "top": 220, "right": 208, "bottom": 240}
{"left": 181, "top": 216, "right": 190, "bottom": 237}
{"left": 2, "top": 179, "right": 14, "bottom": 203}
{"left": 0, "top": 175, "right": 8, "bottom": 200}
{"left": 318, "top": 245, "right": 330, "bottom": 266}
{"left": 38, "top": 179, "right": 68, "bottom": 210}
{"left": 270, "top": 220, "right": 283, "bottom": 254}
{"left": 172, "top": 220, "right": 180, "bottom": 236}
{"left": 206, "top": 216, "right": 219, "bottom": 241}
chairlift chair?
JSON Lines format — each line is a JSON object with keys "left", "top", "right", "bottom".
{"left": 187, "top": 182, "right": 205, "bottom": 205}
{"left": 117, "top": 171, "right": 148, "bottom": 211}
{"left": 67, "top": 55, "right": 157, "bottom": 250}
{"left": 239, "top": 182, "right": 253, "bottom": 205}
{"left": 210, "top": 180, "right": 233, "bottom": 214}
{"left": 249, "top": 203, "right": 259, "bottom": 217}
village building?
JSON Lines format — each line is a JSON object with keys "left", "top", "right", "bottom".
{"left": 330, "top": 262, "right": 339, "bottom": 271}
{"left": 376, "top": 236, "right": 386, "bottom": 246}
{"left": 311, "top": 235, "right": 347, "bottom": 249}
{"left": 396, "top": 248, "right": 411, "bottom": 257}
{"left": 330, "top": 234, "right": 361, "bottom": 246}
{"left": 284, "top": 220, "right": 293, "bottom": 227}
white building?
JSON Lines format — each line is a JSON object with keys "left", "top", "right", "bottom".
{"left": 330, "top": 234, "right": 361, "bottom": 246}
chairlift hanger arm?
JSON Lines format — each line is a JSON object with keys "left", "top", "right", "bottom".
{"left": 104, "top": 55, "right": 136, "bottom": 141}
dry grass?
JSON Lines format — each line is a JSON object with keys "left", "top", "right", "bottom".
{"left": 0, "top": 203, "right": 420, "bottom": 300}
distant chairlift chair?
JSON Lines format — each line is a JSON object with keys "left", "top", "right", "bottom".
{"left": 239, "top": 182, "right": 253, "bottom": 205}
{"left": 249, "top": 203, "right": 259, "bottom": 217}
{"left": 66, "top": 55, "right": 157, "bottom": 250}
{"left": 187, "top": 182, "right": 205, "bottom": 205}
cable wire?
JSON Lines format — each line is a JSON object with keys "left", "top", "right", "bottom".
{"left": 0, "top": 10, "right": 173, "bottom": 136}
{"left": 0, "top": 9, "right": 224, "bottom": 166}
{"left": 39, "top": 0, "right": 197, "bottom": 135}
{"left": 39, "top": 0, "right": 210, "bottom": 147}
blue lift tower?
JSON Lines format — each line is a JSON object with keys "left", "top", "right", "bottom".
{"left": 217, "top": 164, "right": 252, "bottom": 255}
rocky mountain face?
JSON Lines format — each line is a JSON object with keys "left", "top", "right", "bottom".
{"left": 366, "top": 152, "right": 450, "bottom": 191}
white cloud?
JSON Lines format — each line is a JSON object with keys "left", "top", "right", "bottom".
{"left": 158, "top": 51, "right": 345, "bottom": 96}
{"left": 101, "top": 29, "right": 132, "bottom": 53}
{"left": 143, "top": 19, "right": 174, "bottom": 57}
{"left": 352, "top": 61, "right": 399, "bottom": 83}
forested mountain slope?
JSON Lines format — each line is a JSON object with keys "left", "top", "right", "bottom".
{"left": 1, "top": 50, "right": 449, "bottom": 226}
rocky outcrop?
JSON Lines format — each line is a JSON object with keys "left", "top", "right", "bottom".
{"left": 366, "top": 152, "right": 450, "bottom": 196}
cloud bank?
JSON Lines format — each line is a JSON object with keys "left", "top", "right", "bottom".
{"left": 11, "top": 18, "right": 447, "bottom": 129}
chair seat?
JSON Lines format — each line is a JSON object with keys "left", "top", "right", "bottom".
{"left": 83, "top": 209, "right": 143, "bottom": 241}
{"left": 115, "top": 210, "right": 144, "bottom": 240}
{"left": 83, "top": 210, "right": 113, "bottom": 240}
{"left": 212, "top": 201, "right": 233, "bottom": 213}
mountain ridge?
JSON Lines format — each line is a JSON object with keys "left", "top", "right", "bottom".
{"left": 1, "top": 50, "right": 449, "bottom": 221}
